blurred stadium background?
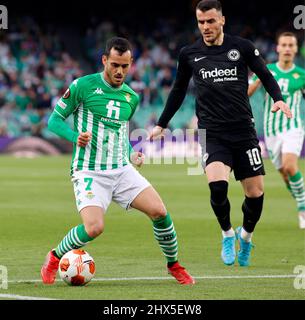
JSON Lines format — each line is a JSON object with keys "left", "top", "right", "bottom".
{"left": 0, "top": 0, "right": 304, "bottom": 156}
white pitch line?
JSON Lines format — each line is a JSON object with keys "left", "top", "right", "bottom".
{"left": 0, "top": 293, "right": 58, "bottom": 300}
{"left": 7, "top": 274, "right": 298, "bottom": 284}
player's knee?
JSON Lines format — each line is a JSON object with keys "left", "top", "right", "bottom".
{"left": 282, "top": 163, "right": 297, "bottom": 177}
{"left": 148, "top": 203, "right": 167, "bottom": 220}
{"left": 85, "top": 222, "right": 104, "bottom": 238}
{"left": 246, "top": 189, "right": 263, "bottom": 198}
{"left": 209, "top": 181, "right": 229, "bottom": 205}
{"left": 244, "top": 183, "right": 264, "bottom": 198}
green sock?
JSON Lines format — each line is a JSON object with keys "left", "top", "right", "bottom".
{"left": 289, "top": 171, "right": 305, "bottom": 211}
{"left": 55, "top": 224, "right": 93, "bottom": 259}
{"left": 152, "top": 213, "right": 178, "bottom": 264}
{"left": 286, "top": 182, "right": 294, "bottom": 198}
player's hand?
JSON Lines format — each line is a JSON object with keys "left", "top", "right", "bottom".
{"left": 147, "top": 126, "right": 165, "bottom": 140}
{"left": 77, "top": 132, "right": 92, "bottom": 147}
{"left": 271, "top": 101, "right": 292, "bottom": 118}
{"left": 130, "top": 152, "right": 145, "bottom": 167}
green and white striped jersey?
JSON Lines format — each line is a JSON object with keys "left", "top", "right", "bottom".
{"left": 54, "top": 72, "right": 139, "bottom": 174}
{"left": 252, "top": 63, "right": 305, "bottom": 137}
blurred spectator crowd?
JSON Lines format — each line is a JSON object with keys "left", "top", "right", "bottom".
{"left": 0, "top": 15, "right": 304, "bottom": 142}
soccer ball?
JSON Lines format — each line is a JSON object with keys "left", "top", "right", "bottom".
{"left": 59, "top": 249, "right": 95, "bottom": 286}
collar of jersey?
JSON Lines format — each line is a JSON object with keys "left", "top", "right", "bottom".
{"left": 100, "top": 72, "right": 123, "bottom": 90}
{"left": 276, "top": 62, "right": 296, "bottom": 73}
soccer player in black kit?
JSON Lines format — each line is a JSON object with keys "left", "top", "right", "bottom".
{"left": 149, "top": 0, "right": 292, "bottom": 267}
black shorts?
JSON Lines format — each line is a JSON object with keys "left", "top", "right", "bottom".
{"left": 201, "top": 136, "right": 265, "bottom": 181}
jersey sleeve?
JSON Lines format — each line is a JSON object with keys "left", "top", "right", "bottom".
{"left": 129, "top": 93, "right": 140, "bottom": 119}
{"left": 157, "top": 47, "right": 192, "bottom": 128}
{"left": 240, "top": 39, "right": 283, "bottom": 102}
{"left": 53, "top": 79, "right": 83, "bottom": 119}
{"left": 48, "top": 111, "right": 79, "bottom": 143}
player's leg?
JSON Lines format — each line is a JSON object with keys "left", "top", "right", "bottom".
{"left": 204, "top": 138, "right": 236, "bottom": 265}
{"left": 54, "top": 206, "right": 104, "bottom": 259}
{"left": 237, "top": 175, "right": 264, "bottom": 266}
{"left": 131, "top": 186, "right": 195, "bottom": 285}
{"left": 278, "top": 168, "right": 294, "bottom": 197}
{"left": 282, "top": 152, "right": 305, "bottom": 228}
{"left": 41, "top": 171, "right": 111, "bottom": 284}
{"left": 113, "top": 165, "right": 194, "bottom": 285}
{"left": 281, "top": 128, "right": 305, "bottom": 228}
{"left": 206, "top": 161, "right": 232, "bottom": 234}
{"left": 234, "top": 140, "right": 265, "bottom": 267}
{"left": 41, "top": 206, "right": 104, "bottom": 284}
{"left": 265, "top": 133, "right": 294, "bottom": 195}
{"left": 240, "top": 175, "right": 264, "bottom": 238}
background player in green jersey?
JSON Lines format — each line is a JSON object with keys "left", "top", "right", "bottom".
{"left": 248, "top": 32, "right": 305, "bottom": 229}
{"left": 41, "top": 37, "right": 194, "bottom": 285}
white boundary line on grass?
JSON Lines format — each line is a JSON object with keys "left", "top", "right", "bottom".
{"left": 7, "top": 274, "right": 298, "bottom": 283}
{"left": 2, "top": 275, "right": 298, "bottom": 300}
{"left": 0, "top": 293, "right": 58, "bottom": 300}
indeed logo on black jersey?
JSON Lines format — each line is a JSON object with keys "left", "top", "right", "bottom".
{"left": 199, "top": 67, "right": 238, "bottom": 82}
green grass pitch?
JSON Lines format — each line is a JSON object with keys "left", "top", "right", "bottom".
{"left": 0, "top": 155, "right": 304, "bottom": 300}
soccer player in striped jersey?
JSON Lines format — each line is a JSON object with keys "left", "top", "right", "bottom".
{"left": 248, "top": 32, "right": 305, "bottom": 228}
{"left": 40, "top": 37, "right": 194, "bottom": 285}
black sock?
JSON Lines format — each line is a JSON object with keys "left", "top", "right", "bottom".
{"left": 242, "top": 194, "right": 264, "bottom": 233}
{"left": 209, "top": 181, "right": 231, "bottom": 231}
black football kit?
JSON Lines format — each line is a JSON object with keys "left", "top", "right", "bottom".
{"left": 157, "top": 34, "right": 284, "bottom": 180}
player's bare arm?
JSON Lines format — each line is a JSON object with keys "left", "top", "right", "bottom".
{"left": 248, "top": 79, "right": 261, "bottom": 96}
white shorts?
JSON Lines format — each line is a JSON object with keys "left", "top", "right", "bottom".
{"left": 71, "top": 164, "right": 151, "bottom": 212}
{"left": 265, "top": 128, "right": 305, "bottom": 170}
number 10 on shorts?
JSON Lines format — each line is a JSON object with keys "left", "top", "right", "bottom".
{"left": 246, "top": 148, "right": 262, "bottom": 166}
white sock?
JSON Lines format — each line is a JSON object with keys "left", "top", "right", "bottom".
{"left": 222, "top": 228, "right": 235, "bottom": 238}
{"left": 241, "top": 227, "right": 252, "bottom": 242}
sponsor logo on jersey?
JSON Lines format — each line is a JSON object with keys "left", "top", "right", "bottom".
{"left": 100, "top": 116, "right": 125, "bottom": 125}
{"left": 58, "top": 99, "right": 67, "bottom": 109}
{"left": 94, "top": 88, "right": 104, "bottom": 94}
{"left": 199, "top": 67, "right": 238, "bottom": 82}
{"left": 63, "top": 88, "right": 70, "bottom": 99}
{"left": 227, "top": 49, "right": 240, "bottom": 61}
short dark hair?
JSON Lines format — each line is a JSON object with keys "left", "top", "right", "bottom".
{"left": 277, "top": 31, "right": 298, "bottom": 44}
{"left": 196, "top": 0, "right": 222, "bottom": 13}
{"left": 104, "top": 37, "right": 132, "bottom": 56}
